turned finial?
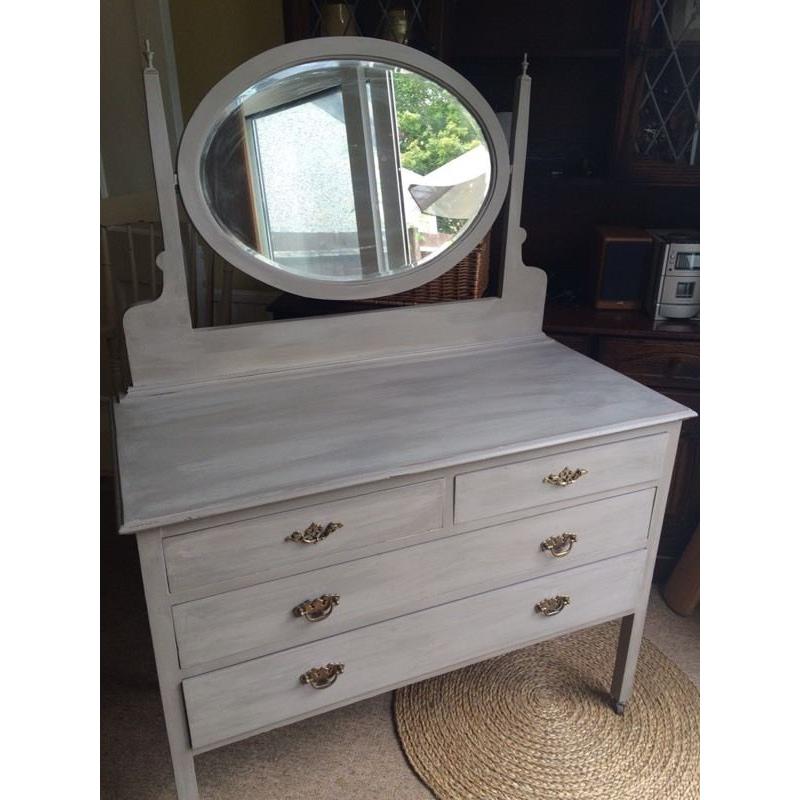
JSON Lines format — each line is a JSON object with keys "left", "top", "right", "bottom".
{"left": 143, "top": 39, "right": 155, "bottom": 69}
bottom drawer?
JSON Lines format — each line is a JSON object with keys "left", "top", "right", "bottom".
{"left": 183, "top": 549, "right": 647, "bottom": 749}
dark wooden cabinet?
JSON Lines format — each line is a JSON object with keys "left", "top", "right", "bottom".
{"left": 544, "top": 304, "right": 699, "bottom": 580}
{"left": 612, "top": 0, "right": 700, "bottom": 186}
{"left": 276, "top": 2, "right": 699, "bottom": 316}
{"left": 597, "top": 337, "right": 699, "bottom": 390}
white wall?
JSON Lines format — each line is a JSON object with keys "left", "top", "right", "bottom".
{"left": 170, "top": 0, "right": 285, "bottom": 121}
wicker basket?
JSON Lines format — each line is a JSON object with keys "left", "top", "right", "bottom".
{"left": 366, "top": 233, "right": 491, "bottom": 306}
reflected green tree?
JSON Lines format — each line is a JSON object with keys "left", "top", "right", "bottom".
{"left": 393, "top": 71, "right": 481, "bottom": 176}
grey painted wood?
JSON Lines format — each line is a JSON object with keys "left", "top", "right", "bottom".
{"left": 127, "top": 62, "right": 199, "bottom": 800}
{"left": 173, "top": 489, "right": 655, "bottom": 668}
{"left": 182, "top": 549, "right": 647, "bottom": 749}
{"left": 115, "top": 47, "right": 696, "bottom": 799}
{"left": 122, "top": 56, "right": 193, "bottom": 369}
{"left": 120, "top": 57, "right": 541, "bottom": 391}
{"left": 611, "top": 423, "right": 682, "bottom": 713}
{"left": 163, "top": 479, "right": 444, "bottom": 592}
{"left": 151, "top": 425, "right": 672, "bottom": 543}
{"left": 454, "top": 433, "right": 668, "bottom": 523}
{"left": 114, "top": 340, "right": 691, "bottom": 532}
{"left": 136, "top": 532, "right": 199, "bottom": 800}
{"left": 612, "top": 614, "right": 638, "bottom": 714}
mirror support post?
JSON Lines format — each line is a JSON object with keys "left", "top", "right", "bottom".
{"left": 498, "top": 55, "right": 532, "bottom": 297}
{"left": 141, "top": 43, "right": 192, "bottom": 327}
{"left": 123, "top": 43, "right": 194, "bottom": 386}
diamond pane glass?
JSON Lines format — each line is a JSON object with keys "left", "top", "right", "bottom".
{"left": 634, "top": 0, "right": 700, "bottom": 166}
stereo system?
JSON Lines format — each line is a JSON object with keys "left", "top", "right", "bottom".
{"left": 645, "top": 229, "right": 700, "bottom": 321}
{"left": 591, "top": 226, "right": 699, "bottom": 321}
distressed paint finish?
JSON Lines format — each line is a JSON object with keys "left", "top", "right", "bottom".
{"left": 162, "top": 479, "right": 445, "bottom": 592}
{"left": 454, "top": 432, "right": 667, "bottom": 522}
{"left": 172, "top": 489, "right": 655, "bottom": 668}
{"left": 119, "top": 44, "right": 544, "bottom": 396}
{"left": 115, "top": 340, "right": 688, "bottom": 532}
{"left": 182, "top": 550, "right": 648, "bottom": 750}
{"left": 114, "top": 44, "right": 697, "bottom": 800}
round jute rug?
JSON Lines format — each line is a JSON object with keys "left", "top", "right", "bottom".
{"left": 394, "top": 622, "right": 699, "bottom": 800}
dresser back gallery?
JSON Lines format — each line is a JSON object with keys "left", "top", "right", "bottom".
{"left": 112, "top": 36, "right": 695, "bottom": 799}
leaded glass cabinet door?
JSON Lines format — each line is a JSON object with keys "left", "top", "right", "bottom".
{"left": 613, "top": 0, "right": 700, "bottom": 185}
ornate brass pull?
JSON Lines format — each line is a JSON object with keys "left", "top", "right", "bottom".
{"left": 300, "top": 663, "right": 344, "bottom": 689}
{"left": 293, "top": 594, "right": 340, "bottom": 622}
{"left": 541, "top": 533, "right": 577, "bottom": 558}
{"left": 543, "top": 467, "right": 588, "bottom": 487}
{"left": 535, "top": 595, "right": 570, "bottom": 617}
{"left": 286, "top": 521, "right": 343, "bottom": 544}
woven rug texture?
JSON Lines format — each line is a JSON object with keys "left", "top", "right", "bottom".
{"left": 394, "top": 621, "right": 699, "bottom": 800}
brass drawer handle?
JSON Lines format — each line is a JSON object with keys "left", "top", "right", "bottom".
{"left": 286, "top": 521, "right": 343, "bottom": 544}
{"left": 293, "top": 594, "right": 340, "bottom": 622}
{"left": 300, "top": 663, "right": 344, "bottom": 689}
{"left": 541, "top": 533, "right": 577, "bottom": 558}
{"left": 535, "top": 595, "right": 570, "bottom": 617}
{"left": 543, "top": 467, "right": 588, "bottom": 487}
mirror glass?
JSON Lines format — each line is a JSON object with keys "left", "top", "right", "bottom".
{"left": 201, "top": 59, "right": 493, "bottom": 282}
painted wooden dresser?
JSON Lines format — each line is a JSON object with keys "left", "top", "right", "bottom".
{"left": 113, "top": 38, "right": 695, "bottom": 799}
{"left": 543, "top": 304, "right": 700, "bottom": 580}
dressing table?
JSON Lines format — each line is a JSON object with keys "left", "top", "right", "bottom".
{"left": 113, "top": 38, "right": 695, "bottom": 799}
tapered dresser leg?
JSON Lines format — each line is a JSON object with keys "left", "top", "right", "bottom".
{"left": 610, "top": 425, "right": 683, "bottom": 715}
{"left": 158, "top": 679, "right": 198, "bottom": 800}
{"left": 610, "top": 612, "right": 646, "bottom": 715}
{"left": 168, "top": 741, "right": 199, "bottom": 800}
{"left": 136, "top": 531, "right": 200, "bottom": 800}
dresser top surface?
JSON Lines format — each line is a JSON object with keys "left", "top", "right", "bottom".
{"left": 113, "top": 338, "right": 692, "bottom": 532}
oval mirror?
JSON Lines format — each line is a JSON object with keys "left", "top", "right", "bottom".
{"left": 178, "top": 39, "right": 510, "bottom": 300}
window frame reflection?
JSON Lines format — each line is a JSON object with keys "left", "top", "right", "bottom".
{"left": 240, "top": 64, "right": 411, "bottom": 279}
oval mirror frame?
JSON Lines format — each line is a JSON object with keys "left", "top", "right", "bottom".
{"left": 177, "top": 37, "right": 511, "bottom": 301}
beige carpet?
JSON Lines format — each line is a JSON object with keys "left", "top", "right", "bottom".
{"left": 101, "top": 509, "right": 699, "bottom": 800}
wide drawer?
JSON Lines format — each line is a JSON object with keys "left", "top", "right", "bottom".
{"left": 182, "top": 549, "right": 647, "bottom": 749}
{"left": 454, "top": 434, "right": 667, "bottom": 523}
{"left": 163, "top": 480, "right": 445, "bottom": 592}
{"left": 173, "top": 489, "right": 654, "bottom": 668}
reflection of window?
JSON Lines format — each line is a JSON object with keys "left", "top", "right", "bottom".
{"left": 239, "top": 64, "right": 490, "bottom": 280}
{"left": 245, "top": 68, "right": 409, "bottom": 279}
{"left": 675, "top": 281, "right": 695, "bottom": 298}
{"left": 249, "top": 89, "right": 361, "bottom": 278}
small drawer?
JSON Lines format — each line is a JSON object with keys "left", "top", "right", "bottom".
{"left": 598, "top": 337, "right": 699, "bottom": 389}
{"left": 163, "top": 480, "right": 445, "bottom": 592}
{"left": 182, "top": 549, "right": 647, "bottom": 749}
{"left": 173, "top": 489, "right": 654, "bottom": 668}
{"left": 454, "top": 434, "right": 667, "bottom": 523}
